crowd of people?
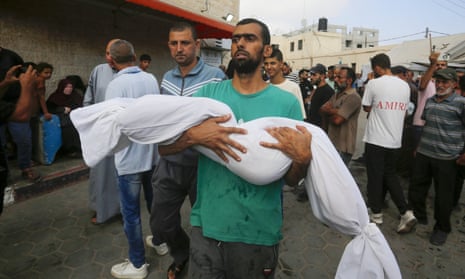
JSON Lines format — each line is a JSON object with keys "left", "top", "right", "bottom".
{"left": 1, "top": 17, "right": 465, "bottom": 279}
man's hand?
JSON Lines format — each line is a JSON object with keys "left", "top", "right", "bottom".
{"left": 260, "top": 125, "right": 312, "bottom": 165}
{"left": 320, "top": 101, "right": 334, "bottom": 115}
{"left": 457, "top": 153, "right": 465, "bottom": 166}
{"left": 260, "top": 125, "right": 312, "bottom": 186}
{"left": 18, "top": 65, "right": 37, "bottom": 94}
{"left": 429, "top": 52, "right": 440, "bottom": 66}
{"left": 43, "top": 112, "right": 53, "bottom": 120}
{"left": 184, "top": 114, "right": 247, "bottom": 162}
{"left": 3, "top": 65, "right": 21, "bottom": 84}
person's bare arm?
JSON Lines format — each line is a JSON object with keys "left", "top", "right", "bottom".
{"left": 320, "top": 101, "right": 346, "bottom": 126}
{"left": 419, "top": 52, "right": 439, "bottom": 91}
{"left": 37, "top": 88, "right": 52, "bottom": 120}
{"left": 159, "top": 114, "right": 247, "bottom": 162}
{"left": 9, "top": 65, "right": 36, "bottom": 122}
{"left": 260, "top": 125, "right": 312, "bottom": 186}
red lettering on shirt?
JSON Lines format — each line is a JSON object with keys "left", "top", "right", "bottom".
{"left": 375, "top": 101, "right": 408, "bottom": 111}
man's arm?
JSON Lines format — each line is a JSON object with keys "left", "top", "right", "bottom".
{"left": 419, "top": 52, "right": 439, "bottom": 91}
{"left": 159, "top": 114, "right": 248, "bottom": 162}
{"left": 320, "top": 101, "right": 346, "bottom": 126}
{"left": 37, "top": 86, "right": 52, "bottom": 120}
{"left": 9, "top": 65, "right": 36, "bottom": 122}
{"left": 260, "top": 125, "right": 312, "bottom": 186}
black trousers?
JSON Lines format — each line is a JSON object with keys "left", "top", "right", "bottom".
{"left": 150, "top": 158, "right": 197, "bottom": 265}
{"left": 365, "top": 143, "right": 408, "bottom": 214}
{"left": 408, "top": 153, "right": 456, "bottom": 232}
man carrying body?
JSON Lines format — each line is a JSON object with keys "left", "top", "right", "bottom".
{"left": 105, "top": 39, "right": 163, "bottom": 279}
{"left": 158, "top": 18, "right": 312, "bottom": 279}
{"left": 84, "top": 39, "right": 121, "bottom": 225}
{"left": 264, "top": 48, "right": 306, "bottom": 120}
{"left": 320, "top": 66, "right": 361, "bottom": 165}
{"left": 406, "top": 68, "right": 465, "bottom": 245}
{"left": 308, "top": 63, "right": 334, "bottom": 131}
{"left": 145, "top": 22, "right": 226, "bottom": 278}
{"left": 362, "top": 53, "right": 416, "bottom": 233}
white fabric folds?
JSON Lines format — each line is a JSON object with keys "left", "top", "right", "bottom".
{"left": 70, "top": 95, "right": 401, "bottom": 278}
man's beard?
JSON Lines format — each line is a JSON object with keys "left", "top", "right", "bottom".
{"left": 231, "top": 49, "right": 263, "bottom": 75}
{"left": 436, "top": 87, "right": 453, "bottom": 96}
{"left": 334, "top": 82, "right": 347, "bottom": 93}
{"left": 311, "top": 78, "right": 321, "bottom": 86}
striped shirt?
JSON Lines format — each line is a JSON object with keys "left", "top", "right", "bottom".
{"left": 417, "top": 93, "right": 465, "bottom": 160}
{"left": 160, "top": 57, "right": 226, "bottom": 97}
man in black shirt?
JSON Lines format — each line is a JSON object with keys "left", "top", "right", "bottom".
{"left": 308, "top": 63, "right": 335, "bottom": 131}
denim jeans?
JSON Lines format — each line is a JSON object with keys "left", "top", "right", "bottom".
{"left": 117, "top": 168, "right": 155, "bottom": 268}
{"left": 8, "top": 122, "right": 32, "bottom": 170}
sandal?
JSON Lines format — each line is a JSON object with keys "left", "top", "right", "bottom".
{"left": 167, "top": 260, "right": 187, "bottom": 279}
{"left": 21, "top": 168, "right": 42, "bottom": 182}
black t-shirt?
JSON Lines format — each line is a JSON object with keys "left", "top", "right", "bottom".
{"left": 309, "top": 84, "right": 334, "bottom": 127}
{"left": 299, "top": 80, "right": 312, "bottom": 101}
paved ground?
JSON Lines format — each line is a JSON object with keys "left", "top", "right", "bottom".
{"left": 1, "top": 161, "right": 465, "bottom": 278}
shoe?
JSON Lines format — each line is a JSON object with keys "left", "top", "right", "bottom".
{"left": 21, "top": 168, "right": 42, "bottom": 183}
{"left": 111, "top": 259, "right": 148, "bottom": 279}
{"left": 167, "top": 259, "right": 188, "bottom": 279}
{"left": 397, "top": 210, "right": 417, "bottom": 233}
{"left": 429, "top": 229, "right": 448, "bottom": 246}
{"left": 145, "top": 235, "right": 169, "bottom": 256}
{"left": 369, "top": 212, "right": 383, "bottom": 225}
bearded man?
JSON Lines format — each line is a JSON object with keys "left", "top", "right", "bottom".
{"left": 407, "top": 68, "right": 465, "bottom": 246}
{"left": 320, "top": 66, "right": 361, "bottom": 165}
{"left": 159, "top": 18, "right": 312, "bottom": 279}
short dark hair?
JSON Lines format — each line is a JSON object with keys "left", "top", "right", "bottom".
{"left": 110, "top": 39, "right": 136, "bottom": 64}
{"left": 341, "top": 66, "right": 356, "bottom": 85}
{"left": 139, "top": 54, "right": 151, "bottom": 62}
{"left": 370, "top": 53, "right": 391, "bottom": 70}
{"left": 170, "top": 21, "right": 198, "bottom": 40}
{"left": 236, "top": 18, "right": 270, "bottom": 45}
{"left": 298, "top": 69, "right": 309, "bottom": 75}
{"left": 36, "top": 62, "right": 53, "bottom": 73}
{"left": 268, "top": 48, "right": 283, "bottom": 62}
{"left": 328, "top": 65, "right": 335, "bottom": 71}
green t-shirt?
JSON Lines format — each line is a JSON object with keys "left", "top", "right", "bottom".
{"left": 192, "top": 80, "right": 302, "bottom": 245}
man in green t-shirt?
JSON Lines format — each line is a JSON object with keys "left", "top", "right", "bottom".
{"left": 160, "top": 18, "right": 313, "bottom": 279}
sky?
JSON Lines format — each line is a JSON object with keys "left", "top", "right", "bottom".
{"left": 239, "top": 0, "right": 465, "bottom": 46}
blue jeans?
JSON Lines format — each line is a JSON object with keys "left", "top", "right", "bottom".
{"left": 8, "top": 122, "right": 32, "bottom": 170}
{"left": 117, "top": 168, "right": 155, "bottom": 268}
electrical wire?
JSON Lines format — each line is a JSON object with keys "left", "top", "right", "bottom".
{"left": 432, "top": 0, "right": 465, "bottom": 17}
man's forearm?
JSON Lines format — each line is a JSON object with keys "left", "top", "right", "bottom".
{"left": 284, "top": 161, "right": 309, "bottom": 186}
{"left": 158, "top": 130, "right": 194, "bottom": 156}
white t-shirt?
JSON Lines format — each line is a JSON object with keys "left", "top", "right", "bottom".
{"left": 362, "top": 75, "right": 410, "bottom": 148}
{"left": 272, "top": 79, "right": 306, "bottom": 120}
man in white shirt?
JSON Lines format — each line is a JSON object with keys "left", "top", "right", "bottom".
{"left": 264, "top": 48, "right": 306, "bottom": 120}
{"left": 362, "top": 53, "right": 416, "bottom": 233}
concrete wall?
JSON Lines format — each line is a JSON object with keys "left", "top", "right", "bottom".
{"left": 0, "top": 0, "right": 238, "bottom": 97}
{"left": 0, "top": 0, "right": 174, "bottom": 97}
{"left": 163, "top": 0, "right": 239, "bottom": 23}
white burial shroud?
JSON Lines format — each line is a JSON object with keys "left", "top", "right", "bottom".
{"left": 70, "top": 94, "right": 401, "bottom": 279}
